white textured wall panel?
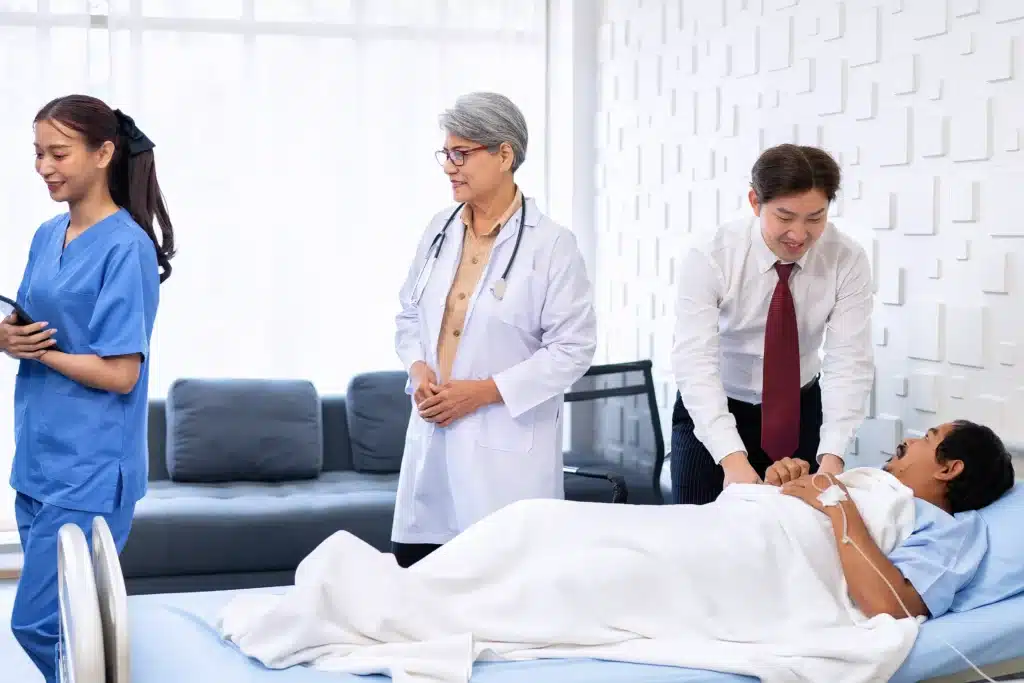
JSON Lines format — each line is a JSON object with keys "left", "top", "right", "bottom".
{"left": 950, "top": 96, "right": 992, "bottom": 162}
{"left": 953, "top": 0, "right": 981, "bottom": 18}
{"left": 595, "top": 0, "right": 1024, "bottom": 467}
{"left": 946, "top": 306, "right": 986, "bottom": 368}
{"left": 907, "top": 0, "right": 949, "bottom": 40}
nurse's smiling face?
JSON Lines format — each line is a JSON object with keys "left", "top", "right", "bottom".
{"left": 34, "top": 118, "right": 113, "bottom": 204}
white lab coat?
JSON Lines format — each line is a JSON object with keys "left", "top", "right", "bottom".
{"left": 392, "top": 197, "right": 597, "bottom": 545}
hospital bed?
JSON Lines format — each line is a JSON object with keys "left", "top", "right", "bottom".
{"left": 59, "top": 516, "right": 1024, "bottom": 683}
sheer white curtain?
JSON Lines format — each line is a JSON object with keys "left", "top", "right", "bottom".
{"left": 0, "top": 0, "right": 548, "bottom": 531}
{"left": 0, "top": 0, "right": 106, "bottom": 531}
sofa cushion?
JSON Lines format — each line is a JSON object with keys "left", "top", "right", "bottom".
{"left": 165, "top": 378, "right": 323, "bottom": 483}
{"left": 346, "top": 371, "right": 411, "bottom": 473}
{"left": 120, "top": 471, "right": 400, "bottom": 578}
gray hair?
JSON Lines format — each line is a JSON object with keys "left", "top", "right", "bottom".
{"left": 439, "top": 92, "right": 528, "bottom": 173}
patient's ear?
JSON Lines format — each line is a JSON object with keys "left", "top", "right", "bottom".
{"left": 934, "top": 458, "right": 964, "bottom": 482}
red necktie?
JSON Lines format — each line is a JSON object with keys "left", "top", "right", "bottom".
{"left": 761, "top": 262, "right": 801, "bottom": 461}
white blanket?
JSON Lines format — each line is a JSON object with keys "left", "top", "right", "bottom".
{"left": 217, "top": 467, "right": 921, "bottom": 683}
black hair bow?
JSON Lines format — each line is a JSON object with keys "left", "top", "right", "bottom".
{"left": 113, "top": 109, "right": 155, "bottom": 156}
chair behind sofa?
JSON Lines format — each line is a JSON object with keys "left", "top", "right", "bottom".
{"left": 562, "top": 360, "right": 666, "bottom": 505}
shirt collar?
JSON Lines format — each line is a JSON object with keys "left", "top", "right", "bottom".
{"left": 461, "top": 187, "right": 523, "bottom": 237}
{"left": 749, "top": 216, "right": 816, "bottom": 273}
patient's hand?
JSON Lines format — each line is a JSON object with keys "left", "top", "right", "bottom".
{"left": 781, "top": 473, "right": 848, "bottom": 514}
{"left": 764, "top": 457, "right": 809, "bottom": 486}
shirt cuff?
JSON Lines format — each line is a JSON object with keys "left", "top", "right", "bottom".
{"left": 707, "top": 429, "right": 748, "bottom": 465}
{"left": 492, "top": 365, "right": 537, "bottom": 420}
{"left": 396, "top": 345, "right": 423, "bottom": 373}
{"left": 817, "top": 434, "right": 852, "bottom": 464}
{"left": 396, "top": 350, "right": 423, "bottom": 396}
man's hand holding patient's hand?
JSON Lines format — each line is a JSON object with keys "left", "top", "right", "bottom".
{"left": 764, "top": 457, "right": 809, "bottom": 486}
{"left": 817, "top": 453, "right": 845, "bottom": 476}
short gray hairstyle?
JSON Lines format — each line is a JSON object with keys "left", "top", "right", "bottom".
{"left": 439, "top": 92, "right": 528, "bottom": 173}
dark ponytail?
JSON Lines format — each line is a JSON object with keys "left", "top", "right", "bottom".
{"left": 34, "top": 95, "right": 177, "bottom": 283}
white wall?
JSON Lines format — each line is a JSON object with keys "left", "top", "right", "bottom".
{"left": 593, "top": 0, "right": 1024, "bottom": 467}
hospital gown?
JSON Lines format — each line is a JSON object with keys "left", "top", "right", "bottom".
{"left": 887, "top": 499, "right": 989, "bottom": 619}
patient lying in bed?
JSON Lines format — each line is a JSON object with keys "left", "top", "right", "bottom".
{"left": 764, "top": 419, "right": 1014, "bottom": 622}
{"left": 217, "top": 420, "right": 1014, "bottom": 683}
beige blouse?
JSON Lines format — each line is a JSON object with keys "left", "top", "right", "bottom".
{"left": 436, "top": 189, "right": 523, "bottom": 383}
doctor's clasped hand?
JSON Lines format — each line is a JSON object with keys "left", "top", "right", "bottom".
{"left": 417, "top": 377, "right": 501, "bottom": 427}
{"left": 409, "top": 360, "right": 438, "bottom": 405}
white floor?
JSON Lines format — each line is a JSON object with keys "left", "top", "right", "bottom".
{"left": 0, "top": 580, "right": 45, "bottom": 682}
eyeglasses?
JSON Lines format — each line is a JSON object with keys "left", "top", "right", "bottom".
{"left": 435, "top": 145, "right": 491, "bottom": 167}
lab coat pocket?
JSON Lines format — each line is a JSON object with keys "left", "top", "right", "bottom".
{"left": 492, "top": 273, "right": 539, "bottom": 333}
{"left": 476, "top": 403, "right": 535, "bottom": 453}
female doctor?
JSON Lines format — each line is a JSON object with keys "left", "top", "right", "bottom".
{"left": 392, "top": 92, "right": 597, "bottom": 568}
{"left": 0, "top": 95, "right": 172, "bottom": 683}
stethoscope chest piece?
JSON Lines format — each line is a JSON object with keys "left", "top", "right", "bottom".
{"left": 491, "top": 278, "right": 507, "bottom": 300}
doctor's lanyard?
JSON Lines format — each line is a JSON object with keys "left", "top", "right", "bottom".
{"left": 410, "top": 198, "right": 528, "bottom": 305}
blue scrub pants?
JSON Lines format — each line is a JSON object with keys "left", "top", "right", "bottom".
{"left": 11, "top": 493, "right": 135, "bottom": 683}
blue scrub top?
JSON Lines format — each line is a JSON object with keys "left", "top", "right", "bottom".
{"left": 886, "top": 498, "right": 989, "bottom": 619}
{"left": 10, "top": 209, "right": 160, "bottom": 514}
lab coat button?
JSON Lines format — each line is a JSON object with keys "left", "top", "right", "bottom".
{"left": 458, "top": 293, "right": 466, "bottom": 300}
{"left": 453, "top": 329, "right": 461, "bottom": 337}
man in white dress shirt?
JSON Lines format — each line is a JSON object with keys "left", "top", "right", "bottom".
{"left": 670, "top": 144, "right": 874, "bottom": 504}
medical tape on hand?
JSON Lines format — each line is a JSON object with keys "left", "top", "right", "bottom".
{"left": 810, "top": 474, "right": 996, "bottom": 683}
{"left": 816, "top": 484, "right": 847, "bottom": 508}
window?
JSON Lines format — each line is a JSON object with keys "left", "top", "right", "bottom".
{"left": 0, "top": 0, "right": 548, "bottom": 531}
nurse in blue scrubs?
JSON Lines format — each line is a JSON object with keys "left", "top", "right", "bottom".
{"left": 0, "top": 94, "right": 176, "bottom": 682}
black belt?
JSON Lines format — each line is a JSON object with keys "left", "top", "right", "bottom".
{"left": 801, "top": 375, "right": 820, "bottom": 392}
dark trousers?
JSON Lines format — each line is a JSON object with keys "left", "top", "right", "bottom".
{"left": 392, "top": 541, "right": 441, "bottom": 568}
{"left": 670, "top": 378, "right": 823, "bottom": 505}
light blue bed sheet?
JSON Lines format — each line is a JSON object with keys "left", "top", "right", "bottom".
{"left": 128, "top": 589, "right": 1024, "bottom": 682}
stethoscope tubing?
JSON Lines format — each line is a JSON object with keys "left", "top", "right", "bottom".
{"left": 415, "top": 198, "right": 527, "bottom": 302}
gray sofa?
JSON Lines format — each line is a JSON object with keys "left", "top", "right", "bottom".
{"left": 120, "top": 371, "right": 624, "bottom": 595}
{"left": 120, "top": 372, "right": 410, "bottom": 595}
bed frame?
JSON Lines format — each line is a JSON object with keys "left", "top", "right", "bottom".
{"left": 58, "top": 517, "right": 1024, "bottom": 683}
{"left": 56, "top": 522, "right": 105, "bottom": 683}
{"left": 91, "top": 515, "right": 130, "bottom": 683}
{"left": 926, "top": 660, "right": 1024, "bottom": 683}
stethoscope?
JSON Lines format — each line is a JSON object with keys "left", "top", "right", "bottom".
{"left": 410, "top": 198, "right": 528, "bottom": 305}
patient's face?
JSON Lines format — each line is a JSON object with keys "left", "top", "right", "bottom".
{"left": 883, "top": 423, "right": 963, "bottom": 497}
